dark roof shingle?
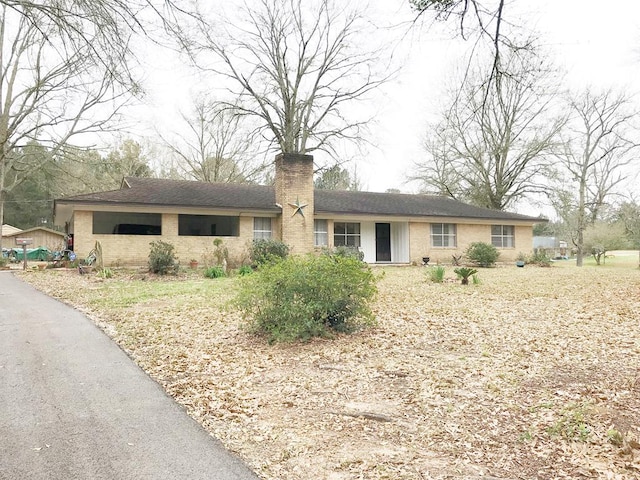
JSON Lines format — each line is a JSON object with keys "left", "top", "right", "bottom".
{"left": 56, "top": 177, "right": 544, "bottom": 222}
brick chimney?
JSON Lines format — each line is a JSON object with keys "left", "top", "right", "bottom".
{"left": 274, "top": 153, "right": 314, "bottom": 254}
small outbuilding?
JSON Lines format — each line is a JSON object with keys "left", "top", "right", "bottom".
{"left": 3, "top": 226, "right": 66, "bottom": 252}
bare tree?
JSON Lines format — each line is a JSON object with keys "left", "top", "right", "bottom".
{"left": 616, "top": 200, "right": 640, "bottom": 267}
{"left": 555, "top": 89, "right": 639, "bottom": 266}
{"left": 410, "top": 1, "right": 524, "bottom": 91}
{"left": 161, "top": 98, "right": 267, "bottom": 183}
{"left": 181, "top": 0, "right": 391, "bottom": 161}
{"left": 0, "top": 5, "right": 135, "bottom": 250}
{"left": 1, "top": 0, "right": 186, "bottom": 68}
{"left": 412, "top": 49, "right": 565, "bottom": 210}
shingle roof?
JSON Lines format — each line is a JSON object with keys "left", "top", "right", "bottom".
{"left": 314, "top": 189, "right": 542, "bottom": 221}
{"left": 55, "top": 177, "right": 544, "bottom": 222}
{"left": 57, "top": 177, "right": 280, "bottom": 212}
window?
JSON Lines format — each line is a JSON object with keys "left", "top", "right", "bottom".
{"left": 491, "top": 225, "right": 515, "bottom": 248}
{"left": 430, "top": 223, "right": 457, "bottom": 247}
{"left": 178, "top": 214, "right": 239, "bottom": 236}
{"left": 314, "top": 219, "right": 328, "bottom": 246}
{"left": 93, "top": 212, "right": 161, "bottom": 235}
{"left": 253, "top": 217, "right": 272, "bottom": 239}
{"left": 333, "top": 222, "right": 360, "bottom": 247}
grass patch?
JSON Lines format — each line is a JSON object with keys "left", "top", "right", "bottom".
{"left": 87, "top": 276, "right": 237, "bottom": 309}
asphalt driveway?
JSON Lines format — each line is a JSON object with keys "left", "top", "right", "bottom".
{"left": 0, "top": 272, "right": 259, "bottom": 480}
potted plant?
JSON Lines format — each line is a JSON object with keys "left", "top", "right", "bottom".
{"left": 516, "top": 252, "right": 526, "bottom": 267}
{"left": 189, "top": 259, "right": 199, "bottom": 269}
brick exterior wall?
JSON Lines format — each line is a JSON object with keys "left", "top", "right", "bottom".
{"left": 409, "top": 221, "right": 534, "bottom": 265}
{"left": 274, "top": 153, "right": 315, "bottom": 255}
{"left": 73, "top": 211, "right": 257, "bottom": 267}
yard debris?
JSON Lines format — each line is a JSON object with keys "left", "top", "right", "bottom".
{"left": 20, "top": 265, "right": 640, "bottom": 480}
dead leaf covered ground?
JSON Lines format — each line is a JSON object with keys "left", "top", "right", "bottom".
{"left": 18, "top": 260, "right": 640, "bottom": 480}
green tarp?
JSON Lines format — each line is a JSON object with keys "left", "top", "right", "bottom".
{"left": 11, "top": 247, "right": 50, "bottom": 261}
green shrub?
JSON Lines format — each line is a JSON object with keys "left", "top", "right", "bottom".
{"left": 528, "top": 249, "right": 552, "bottom": 267}
{"left": 465, "top": 242, "right": 500, "bottom": 267}
{"left": 428, "top": 265, "right": 446, "bottom": 283}
{"left": 148, "top": 240, "right": 179, "bottom": 275}
{"left": 250, "top": 239, "right": 289, "bottom": 267}
{"left": 204, "top": 266, "right": 226, "bottom": 278}
{"left": 237, "top": 265, "right": 253, "bottom": 276}
{"left": 322, "top": 245, "right": 364, "bottom": 261}
{"left": 0, "top": 257, "right": 7, "bottom": 267}
{"left": 454, "top": 267, "right": 478, "bottom": 285}
{"left": 236, "top": 254, "right": 377, "bottom": 343}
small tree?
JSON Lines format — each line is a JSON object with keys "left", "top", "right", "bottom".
{"left": 465, "top": 242, "right": 500, "bottom": 267}
{"left": 584, "top": 222, "right": 629, "bottom": 265}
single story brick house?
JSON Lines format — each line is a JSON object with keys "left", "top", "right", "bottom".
{"left": 53, "top": 153, "right": 545, "bottom": 266}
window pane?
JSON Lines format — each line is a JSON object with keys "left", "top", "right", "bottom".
{"left": 334, "top": 222, "right": 346, "bottom": 235}
{"left": 253, "top": 217, "right": 272, "bottom": 240}
{"left": 314, "top": 219, "right": 328, "bottom": 234}
{"left": 431, "top": 223, "right": 456, "bottom": 247}
{"left": 314, "top": 220, "right": 328, "bottom": 246}
{"left": 491, "top": 225, "right": 514, "bottom": 248}
{"left": 315, "top": 232, "right": 328, "bottom": 246}
{"left": 93, "top": 212, "right": 161, "bottom": 235}
{"left": 179, "top": 214, "right": 239, "bottom": 236}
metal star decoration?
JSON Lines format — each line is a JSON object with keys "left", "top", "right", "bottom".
{"left": 288, "top": 197, "right": 308, "bottom": 217}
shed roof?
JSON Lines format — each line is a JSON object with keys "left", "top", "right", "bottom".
{"left": 3, "top": 226, "right": 65, "bottom": 238}
{"left": 2, "top": 224, "right": 22, "bottom": 236}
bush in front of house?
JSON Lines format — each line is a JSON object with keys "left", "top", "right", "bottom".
{"left": 236, "top": 254, "right": 377, "bottom": 343}
{"left": 249, "top": 239, "right": 289, "bottom": 267}
{"left": 465, "top": 242, "right": 500, "bottom": 267}
{"left": 322, "top": 245, "right": 364, "bottom": 261}
{"left": 148, "top": 240, "right": 179, "bottom": 275}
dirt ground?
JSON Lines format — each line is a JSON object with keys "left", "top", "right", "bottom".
{"left": 19, "top": 263, "right": 640, "bottom": 479}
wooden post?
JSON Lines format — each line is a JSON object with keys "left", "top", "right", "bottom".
{"left": 15, "top": 238, "right": 33, "bottom": 271}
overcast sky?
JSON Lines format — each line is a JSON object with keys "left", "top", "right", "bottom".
{"left": 139, "top": 1, "right": 640, "bottom": 214}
